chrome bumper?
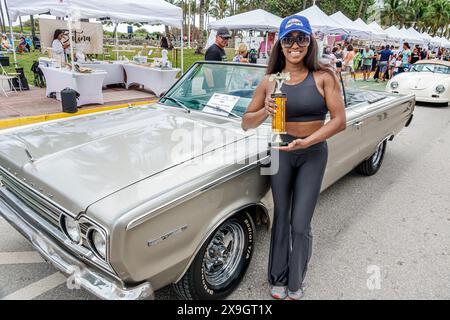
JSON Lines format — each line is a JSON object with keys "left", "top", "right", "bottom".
{"left": 0, "top": 187, "right": 153, "bottom": 300}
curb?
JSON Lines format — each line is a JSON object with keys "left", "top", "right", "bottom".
{"left": 0, "top": 100, "right": 157, "bottom": 129}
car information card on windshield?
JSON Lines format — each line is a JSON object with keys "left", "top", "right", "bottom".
{"left": 203, "top": 93, "right": 240, "bottom": 116}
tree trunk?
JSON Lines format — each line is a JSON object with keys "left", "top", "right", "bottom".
{"left": 357, "top": 0, "right": 364, "bottom": 19}
{"left": 0, "top": 2, "right": 6, "bottom": 34}
{"left": 199, "top": 0, "right": 204, "bottom": 43}
{"left": 303, "top": 0, "right": 307, "bottom": 10}
{"left": 30, "top": 15, "right": 36, "bottom": 39}
{"left": 362, "top": 0, "right": 369, "bottom": 20}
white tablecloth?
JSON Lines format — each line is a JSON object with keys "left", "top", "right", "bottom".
{"left": 40, "top": 66, "right": 107, "bottom": 106}
{"left": 122, "top": 64, "right": 180, "bottom": 97}
{"left": 80, "top": 61, "right": 125, "bottom": 87}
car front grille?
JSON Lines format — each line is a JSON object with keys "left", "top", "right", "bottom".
{"left": 0, "top": 171, "right": 63, "bottom": 228}
{"left": 0, "top": 168, "right": 90, "bottom": 238}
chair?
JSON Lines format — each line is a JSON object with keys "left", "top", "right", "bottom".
{"left": 0, "top": 64, "right": 22, "bottom": 97}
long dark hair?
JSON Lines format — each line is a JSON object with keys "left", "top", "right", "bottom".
{"left": 53, "top": 29, "right": 64, "bottom": 41}
{"left": 266, "top": 37, "right": 338, "bottom": 86}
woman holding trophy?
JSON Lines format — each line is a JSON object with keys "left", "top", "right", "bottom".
{"left": 242, "top": 15, "right": 346, "bottom": 300}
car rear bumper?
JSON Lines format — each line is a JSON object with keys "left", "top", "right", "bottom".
{"left": 0, "top": 186, "right": 153, "bottom": 300}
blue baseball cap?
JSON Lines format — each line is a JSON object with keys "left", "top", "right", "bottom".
{"left": 279, "top": 15, "right": 312, "bottom": 39}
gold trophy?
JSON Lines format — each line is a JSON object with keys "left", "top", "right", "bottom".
{"left": 268, "top": 72, "right": 290, "bottom": 147}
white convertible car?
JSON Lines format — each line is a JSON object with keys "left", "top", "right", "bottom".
{"left": 386, "top": 60, "right": 450, "bottom": 105}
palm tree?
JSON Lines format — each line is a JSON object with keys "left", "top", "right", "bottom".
{"left": 381, "top": 0, "right": 408, "bottom": 27}
{"left": 209, "top": 0, "right": 230, "bottom": 20}
{"left": 423, "top": 0, "right": 450, "bottom": 36}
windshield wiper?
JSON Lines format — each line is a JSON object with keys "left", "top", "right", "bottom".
{"left": 200, "top": 103, "right": 241, "bottom": 119}
{"left": 159, "top": 96, "right": 190, "bottom": 113}
{"left": 424, "top": 66, "right": 434, "bottom": 73}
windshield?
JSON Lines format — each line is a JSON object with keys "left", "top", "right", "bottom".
{"left": 161, "top": 63, "right": 266, "bottom": 118}
{"left": 410, "top": 63, "right": 450, "bottom": 74}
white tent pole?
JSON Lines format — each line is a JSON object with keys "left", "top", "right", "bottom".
{"left": 67, "top": 12, "right": 75, "bottom": 73}
{"left": 265, "top": 31, "right": 268, "bottom": 58}
{"left": 188, "top": 0, "right": 191, "bottom": 49}
{"left": 181, "top": 24, "right": 184, "bottom": 75}
{"left": 3, "top": 0, "right": 17, "bottom": 65}
{"left": 115, "top": 22, "right": 119, "bottom": 60}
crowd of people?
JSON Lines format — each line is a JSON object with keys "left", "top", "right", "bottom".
{"left": 1, "top": 33, "right": 34, "bottom": 53}
{"left": 324, "top": 41, "right": 450, "bottom": 82}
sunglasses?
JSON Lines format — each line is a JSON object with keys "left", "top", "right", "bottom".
{"left": 281, "top": 35, "right": 311, "bottom": 48}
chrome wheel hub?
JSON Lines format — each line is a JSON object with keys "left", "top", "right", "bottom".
{"left": 203, "top": 221, "right": 245, "bottom": 287}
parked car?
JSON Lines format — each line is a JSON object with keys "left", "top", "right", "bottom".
{"left": 386, "top": 59, "right": 450, "bottom": 105}
{"left": 0, "top": 61, "right": 415, "bottom": 300}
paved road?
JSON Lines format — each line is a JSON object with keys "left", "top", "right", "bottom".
{"left": 0, "top": 102, "right": 449, "bottom": 300}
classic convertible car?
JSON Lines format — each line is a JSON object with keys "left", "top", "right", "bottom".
{"left": 0, "top": 62, "right": 415, "bottom": 300}
{"left": 386, "top": 59, "right": 450, "bottom": 105}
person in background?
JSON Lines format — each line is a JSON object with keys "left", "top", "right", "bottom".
{"left": 205, "top": 27, "right": 230, "bottom": 62}
{"left": 410, "top": 47, "right": 421, "bottom": 65}
{"left": 25, "top": 36, "right": 33, "bottom": 51}
{"left": 160, "top": 35, "right": 169, "bottom": 49}
{"left": 394, "top": 54, "right": 402, "bottom": 76}
{"left": 361, "top": 46, "right": 374, "bottom": 81}
{"left": 52, "top": 29, "right": 69, "bottom": 66}
{"left": 203, "top": 27, "right": 231, "bottom": 90}
{"left": 378, "top": 44, "right": 393, "bottom": 82}
{"left": 343, "top": 44, "right": 355, "bottom": 79}
{"left": 373, "top": 46, "right": 382, "bottom": 82}
{"left": 233, "top": 43, "right": 249, "bottom": 63}
{"left": 388, "top": 53, "right": 397, "bottom": 79}
{"left": 17, "top": 36, "right": 29, "bottom": 53}
{"left": 353, "top": 47, "right": 362, "bottom": 72}
{"left": 322, "top": 46, "right": 337, "bottom": 70}
{"left": 1, "top": 33, "right": 11, "bottom": 52}
{"left": 258, "top": 32, "right": 275, "bottom": 58}
{"left": 334, "top": 43, "right": 344, "bottom": 71}
{"left": 420, "top": 47, "right": 428, "bottom": 60}
{"left": 400, "top": 42, "right": 411, "bottom": 72}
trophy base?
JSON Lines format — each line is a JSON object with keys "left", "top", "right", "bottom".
{"left": 268, "top": 141, "right": 289, "bottom": 147}
{"left": 268, "top": 133, "right": 288, "bottom": 147}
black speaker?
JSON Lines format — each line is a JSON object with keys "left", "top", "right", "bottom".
{"left": 10, "top": 67, "right": 30, "bottom": 91}
{"left": 0, "top": 55, "right": 10, "bottom": 67}
{"left": 61, "top": 88, "right": 80, "bottom": 113}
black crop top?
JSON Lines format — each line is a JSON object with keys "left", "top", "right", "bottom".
{"left": 281, "top": 71, "right": 328, "bottom": 122}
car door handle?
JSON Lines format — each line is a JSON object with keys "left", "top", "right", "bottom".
{"left": 353, "top": 121, "right": 364, "bottom": 127}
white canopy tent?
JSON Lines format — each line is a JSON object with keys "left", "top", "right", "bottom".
{"left": 8, "top": 0, "right": 182, "bottom": 27}
{"left": 384, "top": 25, "right": 404, "bottom": 42}
{"left": 6, "top": 0, "right": 184, "bottom": 71}
{"left": 399, "top": 27, "right": 421, "bottom": 44}
{"left": 354, "top": 18, "right": 385, "bottom": 41}
{"left": 208, "top": 9, "right": 282, "bottom": 32}
{"left": 367, "top": 21, "right": 389, "bottom": 41}
{"left": 330, "top": 11, "right": 372, "bottom": 39}
{"left": 208, "top": 9, "right": 282, "bottom": 58}
{"left": 408, "top": 27, "right": 428, "bottom": 44}
{"left": 296, "top": 5, "right": 348, "bottom": 35}
{"left": 435, "top": 36, "right": 450, "bottom": 48}
{"left": 421, "top": 32, "right": 434, "bottom": 44}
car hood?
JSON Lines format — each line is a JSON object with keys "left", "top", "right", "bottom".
{"left": 0, "top": 104, "right": 254, "bottom": 215}
{"left": 394, "top": 72, "right": 448, "bottom": 90}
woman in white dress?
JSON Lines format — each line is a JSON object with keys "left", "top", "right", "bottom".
{"left": 51, "top": 29, "right": 69, "bottom": 67}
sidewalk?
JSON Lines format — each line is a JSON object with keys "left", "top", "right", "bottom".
{"left": 0, "top": 86, "right": 157, "bottom": 129}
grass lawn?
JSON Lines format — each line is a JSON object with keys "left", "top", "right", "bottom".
{"left": 3, "top": 47, "right": 236, "bottom": 86}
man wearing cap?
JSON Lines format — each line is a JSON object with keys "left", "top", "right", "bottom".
{"left": 205, "top": 27, "right": 231, "bottom": 62}
{"left": 203, "top": 27, "right": 231, "bottom": 90}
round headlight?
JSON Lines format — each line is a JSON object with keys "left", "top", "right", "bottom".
{"left": 60, "top": 215, "right": 81, "bottom": 243}
{"left": 436, "top": 85, "right": 445, "bottom": 93}
{"left": 90, "top": 229, "right": 107, "bottom": 259}
{"left": 390, "top": 81, "right": 399, "bottom": 89}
